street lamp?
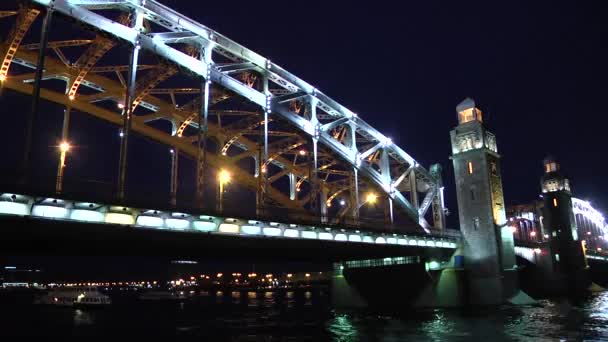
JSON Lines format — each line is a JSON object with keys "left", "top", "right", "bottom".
{"left": 56, "top": 141, "right": 70, "bottom": 193}
{"left": 217, "top": 169, "right": 231, "bottom": 212}
{"left": 365, "top": 192, "right": 378, "bottom": 205}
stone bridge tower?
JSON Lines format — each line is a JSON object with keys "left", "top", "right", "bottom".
{"left": 540, "top": 156, "right": 591, "bottom": 294}
{"left": 450, "top": 98, "right": 520, "bottom": 305}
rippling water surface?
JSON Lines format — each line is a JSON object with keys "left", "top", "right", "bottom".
{"left": 2, "top": 290, "right": 608, "bottom": 340}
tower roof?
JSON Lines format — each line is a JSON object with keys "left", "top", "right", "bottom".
{"left": 456, "top": 97, "right": 476, "bottom": 113}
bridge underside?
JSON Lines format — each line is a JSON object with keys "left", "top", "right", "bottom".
{"left": 0, "top": 215, "right": 454, "bottom": 262}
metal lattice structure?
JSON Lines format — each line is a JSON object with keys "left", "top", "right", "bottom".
{"left": 0, "top": 0, "right": 447, "bottom": 232}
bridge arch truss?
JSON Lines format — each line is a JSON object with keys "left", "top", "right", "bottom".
{"left": 0, "top": 0, "right": 446, "bottom": 232}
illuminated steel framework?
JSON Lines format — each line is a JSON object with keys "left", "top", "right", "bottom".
{"left": 0, "top": 0, "right": 446, "bottom": 232}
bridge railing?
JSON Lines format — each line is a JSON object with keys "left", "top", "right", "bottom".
{"left": 0, "top": 171, "right": 459, "bottom": 240}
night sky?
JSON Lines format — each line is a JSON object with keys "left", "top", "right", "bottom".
{"left": 1, "top": 1, "right": 608, "bottom": 278}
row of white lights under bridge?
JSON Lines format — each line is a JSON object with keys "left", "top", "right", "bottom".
{"left": 0, "top": 193, "right": 457, "bottom": 248}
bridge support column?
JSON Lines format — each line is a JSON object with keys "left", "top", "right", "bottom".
{"left": 196, "top": 49, "right": 211, "bottom": 208}
{"left": 117, "top": 9, "right": 144, "bottom": 201}
{"left": 23, "top": 7, "right": 53, "bottom": 181}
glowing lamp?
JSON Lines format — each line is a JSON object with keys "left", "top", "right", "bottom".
{"left": 59, "top": 141, "right": 70, "bottom": 153}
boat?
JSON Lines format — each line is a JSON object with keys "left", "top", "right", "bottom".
{"left": 35, "top": 286, "right": 111, "bottom": 307}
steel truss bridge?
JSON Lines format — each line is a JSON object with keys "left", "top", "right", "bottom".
{"left": 0, "top": 0, "right": 448, "bottom": 233}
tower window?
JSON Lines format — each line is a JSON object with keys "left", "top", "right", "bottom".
{"left": 467, "top": 161, "right": 473, "bottom": 174}
{"left": 553, "top": 198, "right": 558, "bottom": 207}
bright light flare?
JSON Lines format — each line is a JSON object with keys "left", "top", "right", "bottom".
{"left": 0, "top": 74, "right": 6, "bottom": 82}
{"left": 59, "top": 141, "right": 70, "bottom": 153}
{"left": 218, "top": 169, "right": 231, "bottom": 185}
{"left": 365, "top": 193, "right": 378, "bottom": 204}
{"left": 299, "top": 150, "right": 306, "bottom": 156}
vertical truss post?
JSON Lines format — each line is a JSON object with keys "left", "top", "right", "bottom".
{"left": 257, "top": 73, "right": 270, "bottom": 216}
{"left": 385, "top": 197, "right": 394, "bottom": 225}
{"left": 350, "top": 168, "right": 360, "bottom": 225}
{"left": 288, "top": 172, "right": 296, "bottom": 200}
{"left": 389, "top": 197, "right": 394, "bottom": 225}
{"left": 170, "top": 148, "right": 179, "bottom": 206}
{"left": 117, "top": 8, "right": 143, "bottom": 201}
{"left": 309, "top": 97, "right": 320, "bottom": 218}
{"left": 408, "top": 168, "right": 419, "bottom": 211}
{"left": 196, "top": 48, "right": 211, "bottom": 208}
{"left": 22, "top": 8, "right": 52, "bottom": 181}
{"left": 430, "top": 163, "right": 446, "bottom": 230}
{"left": 320, "top": 186, "right": 328, "bottom": 223}
{"left": 56, "top": 84, "right": 71, "bottom": 193}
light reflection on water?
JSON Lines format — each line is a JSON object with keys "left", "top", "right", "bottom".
{"left": 3, "top": 290, "right": 608, "bottom": 339}
{"left": 326, "top": 292, "right": 608, "bottom": 341}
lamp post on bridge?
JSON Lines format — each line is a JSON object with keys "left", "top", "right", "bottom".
{"left": 55, "top": 141, "right": 70, "bottom": 193}
{"left": 217, "top": 168, "right": 231, "bottom": 213}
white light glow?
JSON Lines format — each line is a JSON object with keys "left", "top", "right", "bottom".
{"left": 386, "top": 237, "right": 397, "bottom": 244}
{"left": 417, "top": 240, "right": 426, "bottom": 246}
{"left": 136, "top": 216, "right": 164, "bottom": 228}
{"left": 319, "top": 232, "right": 333, "bottom": 240}
{"left": 193, "top": 221, "right": 216, "bottom": 232}
{"left": 426, "top": 241, "right": 436, "bottom": 247}
{"left": 241, "top": 225, "right": 261, "bottom": 235}
{"left": 334, "top": 234, "right": 347, "bottom": 241}
{"left": 409, "top": 239, "right": 417, "bottom": 245}
{"left": 262, "top": 227, "right": 282, "bottom": 236}
{"left": 375, "top": 237, "right": 386, "bottom": 244}
{"left": 283, "top": 229, "right": 299, "bottom": 238}
{"left": 70, "top": 209, "right": 104, "bottom": 222}
{"left": 219, "top": 223, "right": 239, "bottom": 234}
{"left": 166, "top": 218, "right": 190, "bottom": 230}
{"left": 105, "top": 213, "right": 134, "bottom": 225}
{"left": 302, "top": 231, "right": 317, "bottom": 239}
{"left": 397, "top": 239, "right": 407, "bottom": 245}
{"left": 0, "top": 202, "right": 29, "bottom": 216}
{"left": 362, "top": 236, "right": 374, "bottom": 243}
{"left": 348, "top": 235, "right": 362, "bottom": 242}
{"left": 32, "top": 205, "right": 68, "bottom": 219}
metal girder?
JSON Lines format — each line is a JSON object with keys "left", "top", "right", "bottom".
{"left": 90, "top": 64, "right": 157, "bottom": 73}
{"left": 216, "top": 62, "right": 257, "bottom": 74}
{"left": 132, "top": 65, "right": 177, "bottom": 108}
{"left": 263, "top": 137, "right": 305, "bottom": 167}
{"left": 21, "top": 39, "right": 93, "bottom": 50}
{"left": 67, "top": 35, "right": 115, "bottom": 99}
{"left": 220, "top": 116, "right": 269, "bottom": 155}
{"left": 0, "top": 7, "right": 40, "bottom": 80}
{"left": 0, "top": 11, "right": 18, "bottom": 18}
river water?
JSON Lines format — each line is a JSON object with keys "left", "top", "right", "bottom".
{"left": 2, "top": 289, "right": 608, "bottom": 340}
